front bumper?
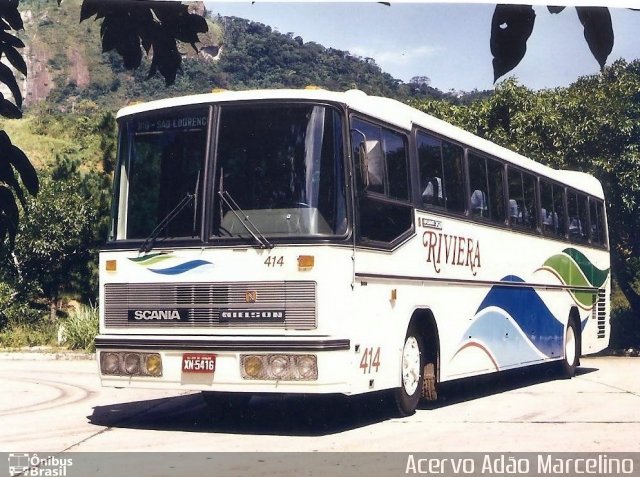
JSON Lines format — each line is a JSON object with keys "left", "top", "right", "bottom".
{"left": 95, "top": 335, "right": 352, "bottom": 394}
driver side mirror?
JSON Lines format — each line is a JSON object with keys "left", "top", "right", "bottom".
{"left": 352, "top": 129, "right": 384, "bottom": 194}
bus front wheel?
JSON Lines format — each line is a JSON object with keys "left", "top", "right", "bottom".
{"left": 393, "top": 326, "right": 424, "bottom": 416}
{"left": 561, "top": 319, "right": 579, "bottom": 378}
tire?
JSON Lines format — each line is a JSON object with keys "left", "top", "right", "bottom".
{"left": 201, "top": 392, "right": 251, "bottom": 420}
{"left": 393, "top": 326, "right": 424, "bottom": 416}
{"left": 561, "top": 319, "right": 579, "bottom": 378}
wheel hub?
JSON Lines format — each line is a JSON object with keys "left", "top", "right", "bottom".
{"left": 402, "top": 336, "right": 421, "bottom": 395}
{"left": 565, "top": 325, "right": 576, "bottom": 365}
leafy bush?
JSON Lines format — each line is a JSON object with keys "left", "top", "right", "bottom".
{"left": 63, "top": 303, "right": 99, "bottom": 352}
{"left": 0, "top": 282, "right": 44, "bottom": 330}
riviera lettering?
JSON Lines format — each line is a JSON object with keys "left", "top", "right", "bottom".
{"left": 133, "top": 310, "right": 182, "bottom": 320}
{"left": 423, "top": 231, "right": 481, "bottom": 276}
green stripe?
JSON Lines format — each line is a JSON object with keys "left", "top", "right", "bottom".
{"left": 128, "top": 253, "right": 172, "bottom": 266}
{"left": 562, "top": 248, "right": 609, "bottom": 288}
{"left": 570, "top": 289, "right": 598, "bottom": 309}
{"left": 542, "top": 252, "right": 600, "bottom": 309}
{"left": 543, "top": 254, "right": 591, "bottom": 288}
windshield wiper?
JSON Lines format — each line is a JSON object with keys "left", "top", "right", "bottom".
{"left": 217, "top": 189, "right": 273, "bottom": 249}
{"left": 139, "top": 193, "right": 195, "bottom": 254}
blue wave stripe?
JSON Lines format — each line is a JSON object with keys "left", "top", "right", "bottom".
{"left": 462, "top": 310, "right": 545, "bottom": 368}
{"left": 149, "top": 260, "right": 212, "bottom": 275}
{"left": 477, "top": 275, "right": 563, "bottom": 358}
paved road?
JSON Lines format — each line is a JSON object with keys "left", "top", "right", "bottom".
{"left": 1, "top": 356, "right": 639, "bottom": 453}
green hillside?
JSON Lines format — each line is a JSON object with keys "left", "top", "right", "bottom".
{"left": 17, "top": 1, "right": 456, "bottom": 111}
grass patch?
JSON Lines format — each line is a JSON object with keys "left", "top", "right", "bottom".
{"left": 0, "top": 117, "right": 80, "bottom": 169}
{"left": 0, "top": 321, "right": 58, "bottom": 349}
{"left": 62, "top": 303, "right": 99, "bottom": 352}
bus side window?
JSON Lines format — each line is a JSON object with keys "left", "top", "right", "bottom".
{"left": 508, "top": 168, "right": 537, "bottom": 230}
{"left": 383, "top": 129, "right": 409, "bottom": 201}
{"left": 352, "top": 118, "right": 412, "bottom": 245}
{"left": 540, "top": 180, "right": 563, "bottom": 237}
{"left": 508, "top": 169, "right": 523, "bottom": 226}
{"left": 553, "top": 184, "right": 566, "bottom": 236}
{"left": 352, "top": 120, "right": 385, "bottom": 195}
{"left": 417, "top": 133, "right": 444, "bottom": 207}
{"left": 352, "top": 119, "right": 409, "bottom": 200}
{"left": 523, "top": 172, "right": 537, "bottom": 230}
{"left": 598, "top": 201, "right": 608, "bottom": 247}
{"left": 589, "top": 198, "right": 606, "bottom": 246}
{"left": 468, "top": 153, "right": 488, "bottom": 218}
{"left": 468, "top": 153, "right": 505, "bottom": 223}
{"left": 487, "top": 158, "right": 506, "bottom": 222}
{"left": 416, "top": 132, "right": 465, "bottom": 214}
{"left": 568, "top": 190, "right": 588, "bottom": 242}
{"left": 442, "top": 142, "right": 465, "bottom": 213}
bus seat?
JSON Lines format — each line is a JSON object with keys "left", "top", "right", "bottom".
{"left": 471, "top": 189, "right": 487, "bottom": 216}
{"left": 422, "top": 177, "right": 442, "bottom": 205}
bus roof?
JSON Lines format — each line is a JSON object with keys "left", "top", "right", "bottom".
{"left": 117, "top": 89, "right": 604, "bottom": 199}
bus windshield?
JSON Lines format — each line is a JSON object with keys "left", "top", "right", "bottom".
{"left": 113, "top": 108, "right": 208, "bottom": 242}
{"left": 111, "top": 103, "right": 347, "bottom": 243}
{"left": 212, "top": 104, "right": 347, "bottom": 239}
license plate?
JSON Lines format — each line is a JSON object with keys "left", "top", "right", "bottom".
{"left": 182, "top": 353, "right": 216, "bottom": 373}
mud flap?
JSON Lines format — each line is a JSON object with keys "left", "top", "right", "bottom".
{"left": 421, "top": 362, "right": 438, "bottom": 401}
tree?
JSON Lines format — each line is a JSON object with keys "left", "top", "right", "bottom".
{"left": 11, "top": 175, "right": 95, "bottom": 321}
{"left": 50, "top": 152, "right": 113, "bottom": 303}
{"left": 412, "top": 60, "right": 640, "bottom": 318}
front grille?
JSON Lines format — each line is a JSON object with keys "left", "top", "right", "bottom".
{"left": 592, "top": 288, "right": 607, "bottom": 339}
{"left": 104, "top": 281, "right": 316, "bottom": 330}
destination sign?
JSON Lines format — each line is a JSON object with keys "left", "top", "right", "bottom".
{"left": 132, "top": 114, "right": 208, "bottom": 133}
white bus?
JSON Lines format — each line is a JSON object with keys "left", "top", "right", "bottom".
{"left": 96, "top": 89, "right": 610, "bottom": 416}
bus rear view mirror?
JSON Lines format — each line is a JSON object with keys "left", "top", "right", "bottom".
{"left": 351, "top": 128, "right": 384, "bottom": 193}
{"left": 361, "top": 139, "right": 384, "bottom": 192}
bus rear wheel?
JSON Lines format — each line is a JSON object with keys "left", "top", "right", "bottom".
{"left": 561, "top": 319, "right": 579, "bottom": 378}
{"left": 393, "top": 326, "right": 424, "bottom": 416}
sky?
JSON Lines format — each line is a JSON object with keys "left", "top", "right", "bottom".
{"left": 206, "top": 2, "right": 640, "bottom": 92}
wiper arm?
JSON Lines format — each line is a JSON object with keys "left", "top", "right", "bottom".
{"left": 217, "top": 190, "right": 273, "bottom": 249}
{"left": 139, "top": 193, "right": 195, "bottom": 254}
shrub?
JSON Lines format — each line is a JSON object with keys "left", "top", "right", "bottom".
{"left": 0, "top": 283, "right": 45, "bottom": 329}
{"left": 63, "top": 303, "right": 99, "bottom": 352}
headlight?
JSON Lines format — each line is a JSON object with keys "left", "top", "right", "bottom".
{"left": 295, "top": 355, "right": 318, "bottom": 380}
{"left": 143, "top": 354, "right": 163, "bottom": 376}
{"left": 242, "top": 355, "right": 263, "bottom": 378}
{"left": 124, "top": 353, "right": 140, "bottom": 375}
{"left": 268, "top": 355, "right": 290, "bottom": 379}
{"left": 102, "top": 353, "right": 120, "bottom": 374}
{"left": 241, "top": 354, "right": 317, "bottom": 381}
{"left": 100, "top": 352, "right": 162, "bottom": 377}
